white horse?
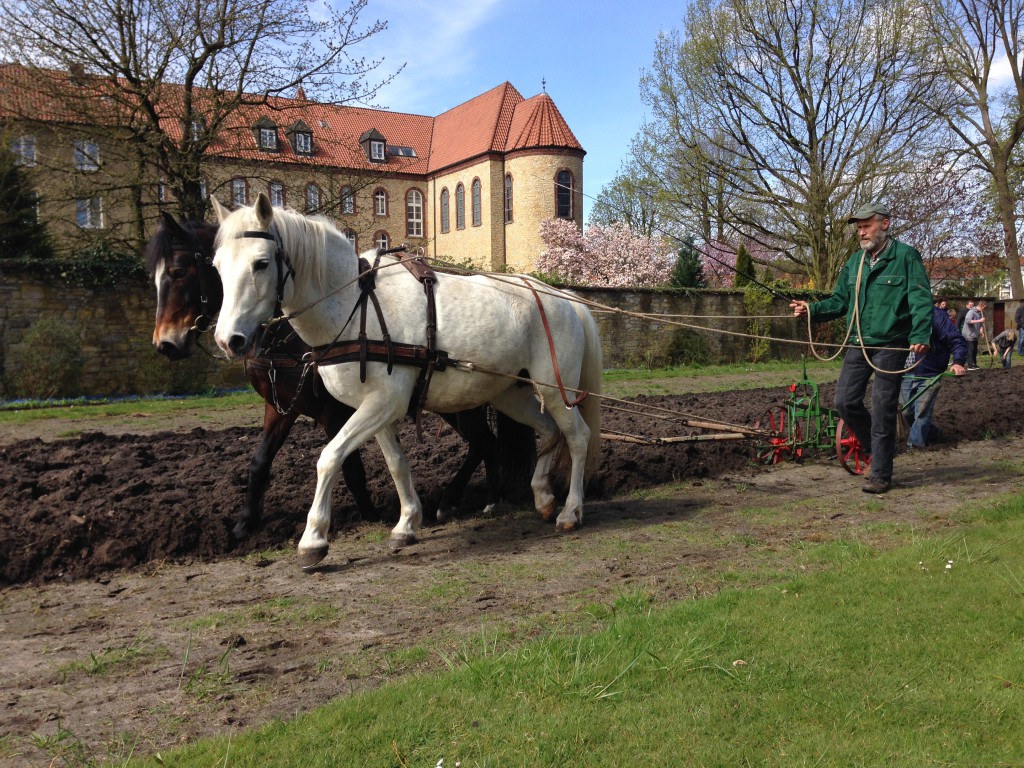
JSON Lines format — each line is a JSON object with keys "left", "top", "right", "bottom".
{"left": 211, "top": 194, "right": 602, "bottom": 568}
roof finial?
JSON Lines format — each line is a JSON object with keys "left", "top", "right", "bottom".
{"left": 541, "top": 77, "right": 547, "bottom": 93}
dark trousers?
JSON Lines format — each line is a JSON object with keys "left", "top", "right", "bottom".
{"left": 834, "top": 346, "right": 907, "bottom": 482}
{"left": 965, "top": 338, "right": 979, "bottom": 368}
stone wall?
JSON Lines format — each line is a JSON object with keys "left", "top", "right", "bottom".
{"left": 0, "top": 272, "right": 247, "bottom": 399}
{"left": 573, "top": 286, "right": 806, "bottom": 368}
{"left": 0, "top": 273, "right": 806, "bottom": 398}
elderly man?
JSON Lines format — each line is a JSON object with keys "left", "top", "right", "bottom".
{"left": 791, "top": 202, "right": 933, "bottom": 494}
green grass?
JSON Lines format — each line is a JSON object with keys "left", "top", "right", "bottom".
{"left": 131, "top": 497, "right": 1024, "bottom": 768}
{"left": 0, "top": 389, "right": 260, "bottom": 425}
{"left": 0, "top": 360, "right": 837, "bottom": 425}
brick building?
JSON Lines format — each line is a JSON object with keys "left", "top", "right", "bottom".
{"left": 1, "top": 65, "right": 585, "bottom": 271}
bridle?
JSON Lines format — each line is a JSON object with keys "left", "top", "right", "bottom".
{"left": 169, "top": 232, "right": 218, "bottom": 334}
{"left": 236, "top": 228, "right": 294, "bottom": 320}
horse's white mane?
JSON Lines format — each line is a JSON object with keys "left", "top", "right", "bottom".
{"left": 217, "top": 204, "right": 353, "bottom": 291}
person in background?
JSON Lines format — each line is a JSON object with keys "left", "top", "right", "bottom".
{"left": 992, "top": 328, "right": 1017, "bottom": 369}
{"left": 1015, "top": 302, "right": 1024, "bottom": 355}
{"left": 957, "top": 299, "right": 974, "bottom": 333}
{"left": 961, "top": 299, "right": 987, "bottom": 370}
{"left": 947, "top": 308, "right": 958, "bottom": 324}
{"left": 900, "top": 304, "right": 967, "bottom": 448}
{"left": 791, "top": 201, "right": 932, "bottom": 495}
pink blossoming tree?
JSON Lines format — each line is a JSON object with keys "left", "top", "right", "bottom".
{"left": 535, "top": 218, "right": 675, "bottom": 288}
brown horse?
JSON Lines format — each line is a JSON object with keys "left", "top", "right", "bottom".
{"left": 146, "top": 213, "right": 534, "bottom": 540}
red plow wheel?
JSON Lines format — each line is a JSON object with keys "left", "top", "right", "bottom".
{"left": 835, "top": 418, "right": 870, "bottom": 475}
{"left": 754, "top": 405, "right": 803, "bottom": 465}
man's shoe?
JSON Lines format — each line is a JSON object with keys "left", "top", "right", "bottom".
{"left": 967, "top": 365, "right": 980, "bottom": 371}
{"left": 862, "top": 477, "right": 891, "bottom": 494}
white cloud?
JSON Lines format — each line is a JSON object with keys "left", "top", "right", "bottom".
{"left": 988, "top": 50, "right": 1022, "bottom": 88}
{"left": 367, "top": 0, "right": 505, "bottom": 113}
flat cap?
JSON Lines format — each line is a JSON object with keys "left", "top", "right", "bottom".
{"left": 847, "top": 202, "right": 891, "bottom": 223}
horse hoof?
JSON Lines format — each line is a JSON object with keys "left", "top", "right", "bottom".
{"left": 435, "top": 506, "right": 453, "bottom": 524}
{"left": 297, "top": 545, "right": 329, "bottom": 570}
{"left": 538, "top": 502, "right": 557, "bottom": 522}
{"left": 388, "top": 532, "right": 417, "bottom": 551}
{"left": 231, "top": 521, "right": 254, "bottom": 542}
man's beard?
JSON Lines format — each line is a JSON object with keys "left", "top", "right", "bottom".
{"left": 860, "top": 231, "right": 886, "bottom": 253}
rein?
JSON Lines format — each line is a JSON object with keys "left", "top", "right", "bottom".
{"left": 518, "top": 277, "right": 588, "bottom": 409}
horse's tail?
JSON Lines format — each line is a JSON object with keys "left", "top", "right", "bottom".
{"left": 577, "top": 304, "right": 603, "bottom": 481}
{"left": 552, "top": 302, "right": 603, "bottom": 485}
{"left": 495, "top": 410, "right": 537, "bottom": 501}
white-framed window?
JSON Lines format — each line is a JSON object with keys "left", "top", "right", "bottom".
{"left": 74, "top": 140, "right": 99, "bottom": 172}
{"left": 343, "top": 228, "right": 358, "bottom": 249}
{"left": 231, "top": 178, "right": 247, "bottom": 207}
{"left": 504, "top": 174, "right": 513, "bottom": 223}
{"left": 471, "top": 178, "right": 482, "bottom": 227}
{"left": 370, "top": 140, "right": 385, "bottom": 161}
{"left": 374, "top": 188, "right": 387, "bottom": 216}
{"left": 305, "top": 183, "right": 321, "bottom": 213}
{"left": 340, "top": 186, "right": 355, "bottom": 215}
{"left": 11, "top": 134, "right": 36, "bottom": 166}
{"left": 199, "top": 178, "right": 208, "bottom": 203}
{"left": 375, "top": 231, "right": 389, "bottom": 251}
{"left": 269, "top": 182, "right": 285, "bottom": 208}
{"left": 75, "top": 196, "right": 103, "bottom": 228}
{"left": 190, "top": 120, "right": 204, "bottom": 140}
{"left": 258, "top": 127, "right": 278, "bottom": 151}
{"left": 406, "top": 189, "right": 423, "bottom": 238}
{"left": 157, "top": 182, "right": 168, "bottom": 203}
{"left": 294, "top": 132, "right": 312, "bottom": 154}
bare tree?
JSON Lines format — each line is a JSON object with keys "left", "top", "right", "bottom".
{"left": 0, "top": 0, "right": 398, "bottom": 237}
{"left": 639, "top": 0, "right": 944, "bottom": 288}
{"left": 920, "top": 0, "right": 1024, "bottom": 299}
{"left": 588, "top": 163, "right": 673, "bottom": 239}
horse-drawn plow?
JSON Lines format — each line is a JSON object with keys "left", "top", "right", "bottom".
{"left": 596, "top": 357, "right": 870, "bottom": 475}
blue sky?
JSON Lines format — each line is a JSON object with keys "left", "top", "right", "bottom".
{"left": 366, "top": 0, "right": 688, "bottom": 221}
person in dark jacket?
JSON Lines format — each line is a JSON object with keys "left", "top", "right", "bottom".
{"left": 956, "top": 300, "right": 974, "bottom": 335}
{"left": 792, "top": 201, "right": 932, "bottom": 494}
{"left": 899, "top": 305, "right": 967, "bottom": 448}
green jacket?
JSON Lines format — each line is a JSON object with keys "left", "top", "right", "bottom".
{"left": 809, "top": 238, "right": 933, "bottom": 347}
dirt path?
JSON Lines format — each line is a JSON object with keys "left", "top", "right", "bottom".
{"left": 2, "top": 367, "right": 1022, "bottom": 765}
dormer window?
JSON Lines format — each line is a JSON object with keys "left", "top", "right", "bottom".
{"left": 253, "top": 117, "right": 279, "bottom": 152}
{"left": 359, "top": 128, "right": 387, "bottom": 163}
{"left": 286, "top": 120, "right": 314, "bottom": 155}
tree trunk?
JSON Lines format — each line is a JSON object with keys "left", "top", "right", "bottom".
{"left": 993, "top": 153, "right": 1024, "bottom": 300}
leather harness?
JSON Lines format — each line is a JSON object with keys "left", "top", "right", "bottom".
{"left": 299, "top": 247, "right": 452, "bottom": 438}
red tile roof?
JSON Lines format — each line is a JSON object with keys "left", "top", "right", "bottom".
{"left": 0, "top": 65, "right": 584, "bottom": 177}
{"left": 506, "top": 93, "right": 582, "bottom": 152}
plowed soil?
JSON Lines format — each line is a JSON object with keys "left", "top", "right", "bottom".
{"left": 2, "top": 365, "right": 1023, "bottom": 765}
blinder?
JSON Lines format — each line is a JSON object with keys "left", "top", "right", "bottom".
{"left": 170, "top": 237, "right": 216, "bottom": 334}
{"left": 238, "top": 229, "right": 294, "bottom": 319}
